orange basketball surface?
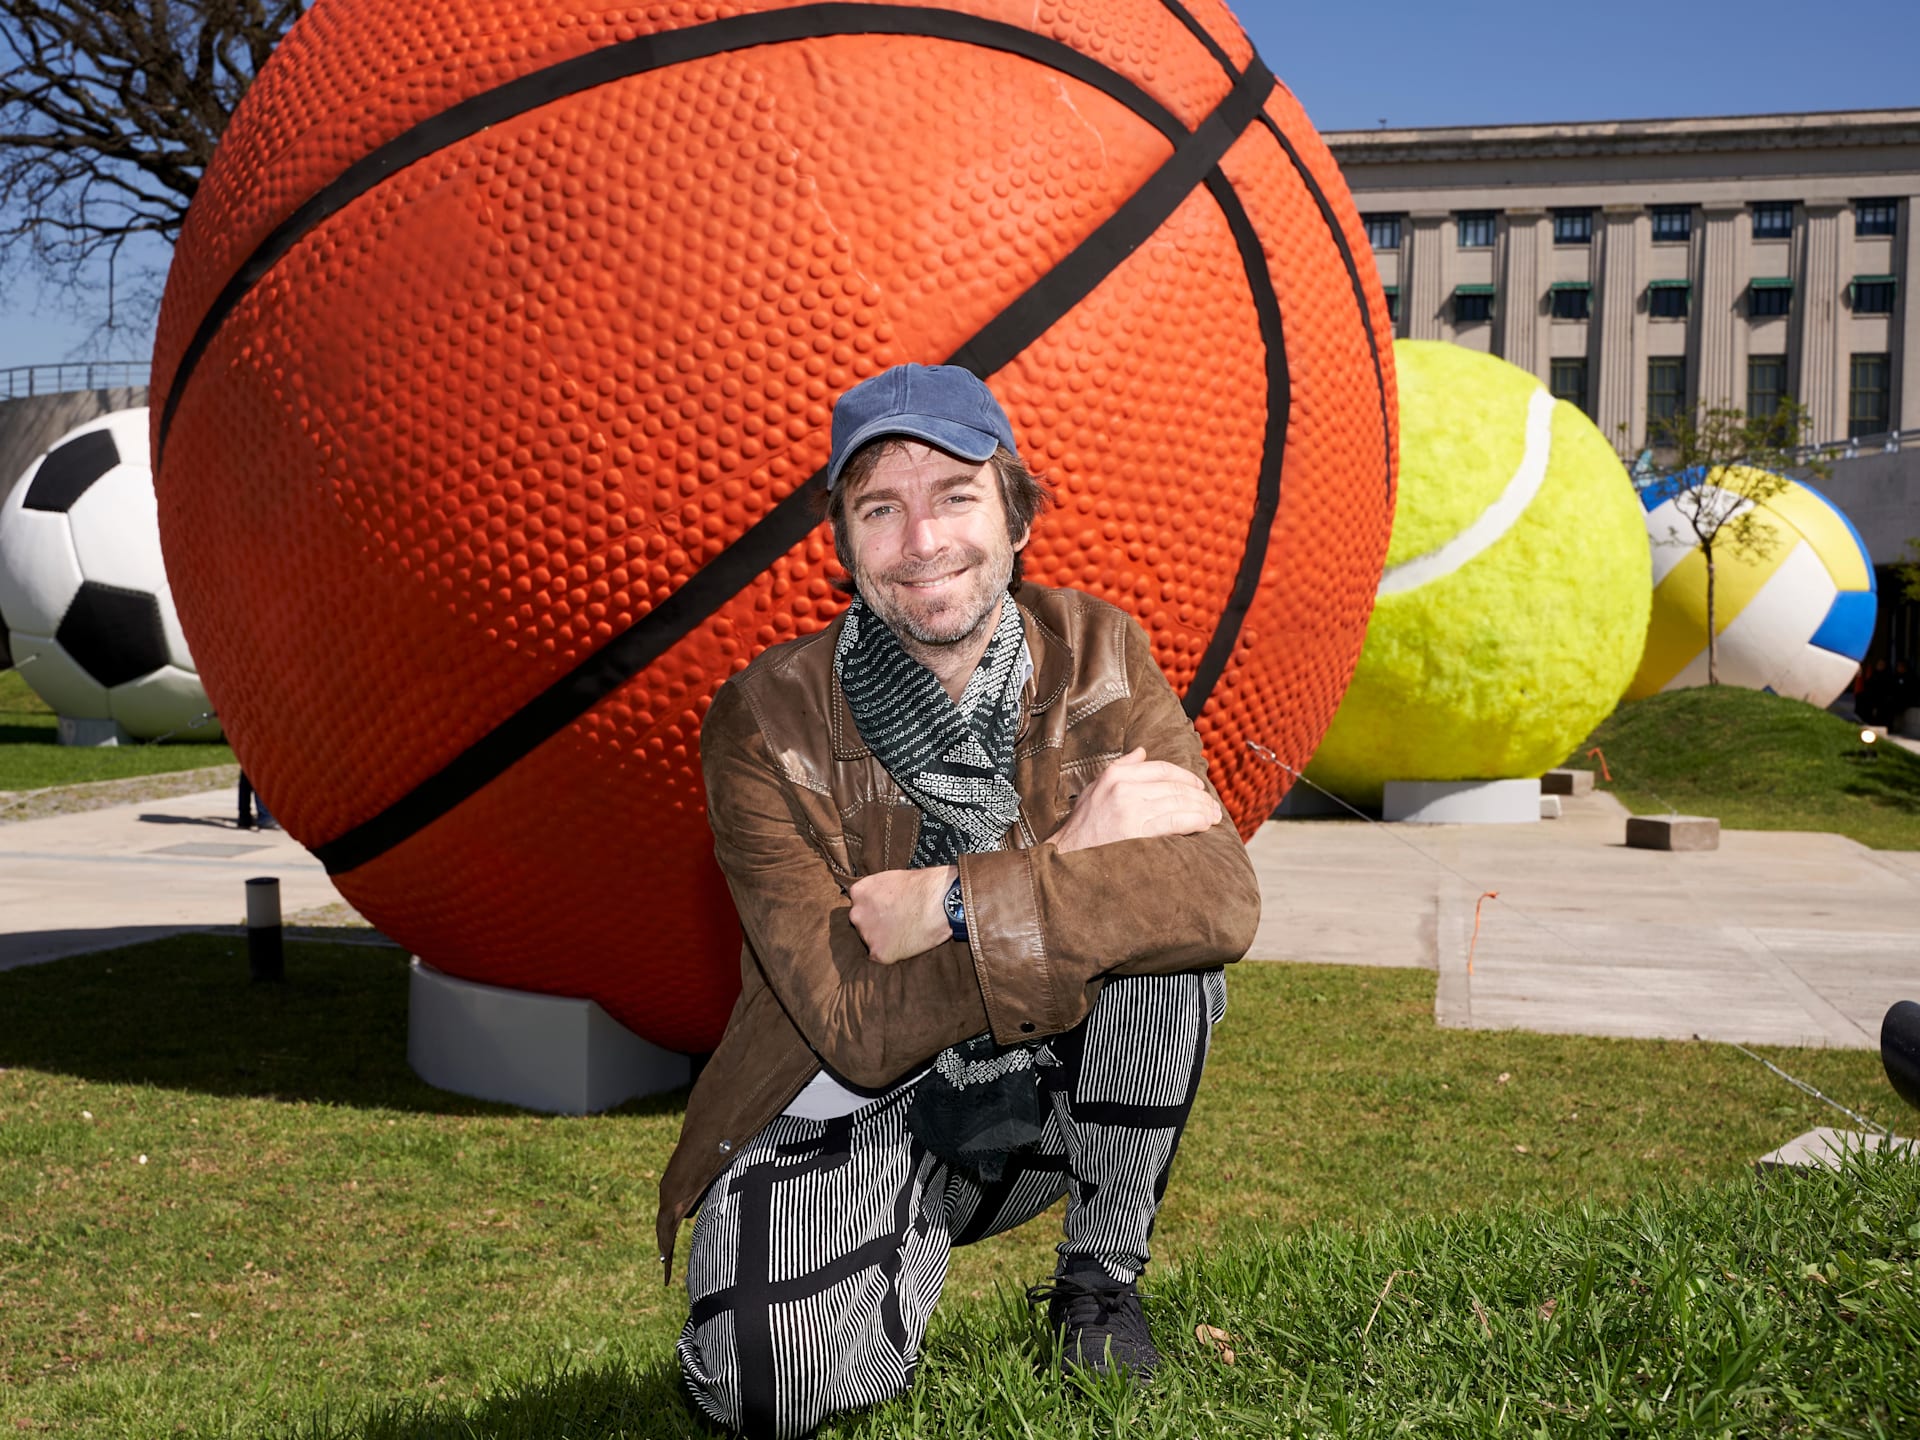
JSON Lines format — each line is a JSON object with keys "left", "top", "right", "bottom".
{"left": 153, "top": 0, "right": 1397, "bottom": 1053}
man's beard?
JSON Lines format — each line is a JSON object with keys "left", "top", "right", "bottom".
{"left": 856, "top": 542, "right": 1013, "bottom": 652}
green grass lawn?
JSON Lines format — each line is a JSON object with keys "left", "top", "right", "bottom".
{"left": 0, "top": 940, "right": 1903, "bottom": 1438}
{"left": 1567, "top": 686, "right": 1920, "bottom": 850}
{"left": 0, "top": 667, "right": 233, "bottom": 790}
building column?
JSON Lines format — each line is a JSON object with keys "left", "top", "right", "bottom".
{"left": 1796, "top": 202, "right": 1846, "bottom": 444}
{"left": 1498, "top": 208, "right": 1547, "bottom": 378}
{"left": 1592, "top": 205, "right": 1642, "bottom": 451}
{"left": 1896, "top": 196, "right": 1920, "bottom": 432}
{"left": 1405, "top": 210, "right": 1449, "bottom": 342}
{"left": 1695, "top": 203, "right": 1746, "bottom": 413}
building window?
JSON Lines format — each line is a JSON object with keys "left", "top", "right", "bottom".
{"left": 1648, "top": 358, "right": 1686, "bottom": 439}
{"left": 1550, "top": 282, "right": 1591, "bottom": 320}
{"left": 1855, "top": 199, "right": 1899, "bottom": 237}
{"left": 1651, "top": 206, "right": 1693, "bottom": 243}
{"left": 1552, "top": 209, "right": 1593, "bottom": 245}
{"left": 1648, "top": 280, "right": 1690, "bottom": 319}
{"left": 1747, "top": 355, "right": 1788, "bottom": 421}
{"left": 1850, "top": 353, "right": 1891, "bottom": 438}
{"left": 1749, "top": 278, "right": 1794, "bottom": 318}
{"left": 1453, "top": 285, "right": 1494, "bottom": 323}
{"left": 1364, "top": 214, "right": 1403, "bottom": 250}
{"left": 1851, "top": 275, "right": 1898, "bottom": 314}
{"left": 1751, "top": 202, "right": 1795, "bottom": 239}
{"left": 1456, "top": 212, "right": 1496, "bottom": 249}
{"left": 1383, "top": 286, "right": 1400, "bottom": 324}
{"left": 1550, "top": 358, "right": 1590, "bottom": 416}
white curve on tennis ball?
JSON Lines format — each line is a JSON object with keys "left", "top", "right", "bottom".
{"left": 1376, "top": 385, "right": 1557, "bottom": 597}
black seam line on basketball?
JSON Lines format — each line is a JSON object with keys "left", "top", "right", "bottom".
{"left": 1153, "top": 0, "right": 1237, "bottom": 75}
{"left": 153, "top": 2, "right": 1197, "bottom": 461}
{"left": 310, "top": 59, "right": 1275, "bottom": 876}
{"left": 1180, "top": 168, "right": 1288, "bottom": 721}
{"left": 1155, "top": 16, "right": 1393, "bottom": 511}
{"left": 1256, "top": 112, "right": 1394, "bottom": 505}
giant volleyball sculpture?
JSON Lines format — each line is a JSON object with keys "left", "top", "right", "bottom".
{"left": 153, "top": 0, "right": 1396, "bottom": 1052}
{"left": 1628, "top": 468, "right": 1875, "bottom": 707}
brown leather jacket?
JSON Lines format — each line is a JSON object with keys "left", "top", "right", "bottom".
{"left": 654, "top": 584, "right": 1261, "bottom": 1275}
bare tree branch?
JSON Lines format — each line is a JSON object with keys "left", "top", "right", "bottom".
{"left": 1, "top": 0, "right": 308, "bottom": 335}
{"left": 1633, "top": 400, "right": 1830, "bottom": 685}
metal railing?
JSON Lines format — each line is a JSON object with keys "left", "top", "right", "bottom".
{"left": 1797, "top": 428, "right": 1920, "bottom": 463}
{"left": 0, "top": 361, "right": 152, "bottom": 400}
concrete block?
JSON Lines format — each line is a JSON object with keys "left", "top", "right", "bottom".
{"left": 1382, "top": 779, "right": 1540, "bottom": 825}
{"left": 1540, "top": 794, "right": 1563, "bottom": 820}
{"left": 1625, "top": 814, "right": 1720, "bottom": 851}
{"left": 408, "top": 959, "right": 691, "bottom": 1114}
{"left": 1755, "top": 1126, "right": 1914, "bottom": 1175}
{"left": 1541, "top": 768, "right": 1595, "bottom": 796}
{"left": 58, "top": 715, "right": 129, "bottom": 746}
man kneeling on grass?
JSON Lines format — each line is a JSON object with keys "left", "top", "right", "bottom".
{"left": 655, "top": 364, "right": 1260, "bottom": 1438}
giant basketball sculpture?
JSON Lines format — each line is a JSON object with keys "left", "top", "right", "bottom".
{"left": 154, "top": 0, "right": 1396, "bottom": 1052}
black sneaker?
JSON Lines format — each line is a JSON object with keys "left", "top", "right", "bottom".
{"left": 1025, "top": 1267, "right": 1159, "bottom": 1379}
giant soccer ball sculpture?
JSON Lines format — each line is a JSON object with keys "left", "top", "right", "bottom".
{"left": 154, "top": 0, "right": 1396, "bottom": 1052}
{"left": 0, "top": 409, "right": 215, "bottom": 744}
{"left": 1628, "top": 468, "right": 1875, "bottom": 707}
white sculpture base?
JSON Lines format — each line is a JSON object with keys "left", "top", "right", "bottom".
{"left": 408, "top": 959, "right": 691, "bottom": 1114}
{"left": 58, "top": 715, "right": 129, "bottom": 746}
{"left": 1382, "top": 779, "right": 1541, "bottom": 825}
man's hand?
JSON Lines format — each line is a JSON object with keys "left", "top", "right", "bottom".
{"left": 847, "top": 864, "right": 959, "bottom": 964}
{"left": 1050, "top": 747, "right": 1224, "bottom": 855}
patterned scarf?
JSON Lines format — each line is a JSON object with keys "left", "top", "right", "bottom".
{"left": 834, "top": 591, "right": 1026, "bottom": 867}
{"left": 834, "top": 590, "right": 1055, "bottom": 1178}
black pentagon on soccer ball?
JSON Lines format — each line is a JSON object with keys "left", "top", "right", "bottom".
{"left": 24, "top": 429, "right": 119, "bottom": 512}
{"left": 56, "top": 582, "right": 168, "bottom": 687}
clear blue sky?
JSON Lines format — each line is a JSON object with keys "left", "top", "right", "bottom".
{"left": 4, "top": 0, "right": 1916, "bottom": 372}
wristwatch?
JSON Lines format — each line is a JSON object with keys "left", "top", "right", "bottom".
{"left": 944, "top": 875, "right": 968, "bottom": 944}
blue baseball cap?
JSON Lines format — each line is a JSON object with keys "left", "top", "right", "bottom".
{"left": 827, "top": 364, "right": 1020, "bottom": 488}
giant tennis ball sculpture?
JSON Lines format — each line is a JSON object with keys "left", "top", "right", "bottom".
{"left": 152, "top": 0, "right": 1396, "bottom": 1052}
{"left": 1305, "top": 341, "right": 1647, "bottom": 805}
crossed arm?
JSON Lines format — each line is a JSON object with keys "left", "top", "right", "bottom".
{"left": 701, "top": 621, "right": 1260, "bottom": 1089}
{"left": 846, "top": 748, "right": 1226, "bottom": 962}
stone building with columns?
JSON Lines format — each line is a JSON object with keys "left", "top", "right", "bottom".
{"left": 1325, "top": 108, "right": 1920, "bottom": 455}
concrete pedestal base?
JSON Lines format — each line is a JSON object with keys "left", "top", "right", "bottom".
{"left": 1539, "top": 794, "right": 1563, "bottom": 820}
{"left": 1625, "top": 815, "right": 1720, "bottom": 851}
{"left": 1272, "top": 783, "right": 1354, "bottom": 819}
{"left": 1382, "top": 779, "right": 1540, "bottom": 825}
{"left": 408, "top": 959, "right": 691, "bottom": 1114}
{"left": 1541, "top": 768, "right": 1595, "bottom": 796}
{"left": 1755, "top": 1126, "right": 1914, "bottom": 1174}
{"left": 58, "top": 715, "right": 129, "bottom": 746}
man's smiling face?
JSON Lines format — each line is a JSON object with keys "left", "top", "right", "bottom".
{"left": 841, "top": 441, "right": 1029, "bottom": 652}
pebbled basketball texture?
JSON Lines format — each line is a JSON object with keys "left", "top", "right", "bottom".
{"left": 153, "top": 0, "right": 1396, "bottom": 1053}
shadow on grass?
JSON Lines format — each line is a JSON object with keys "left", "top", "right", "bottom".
{"left": 0, "top": 929, "right": 692, "bottom": 1119}
{"left": 0, "top": 719, "right": 55, "bottom": 743}
{"left": 287, "top": 1354, "right": 715, "bottom": 1440}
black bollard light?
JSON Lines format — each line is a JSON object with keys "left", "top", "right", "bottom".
{"left": 246, "top": 876, "right": 284, "bottom": 983}
{"left": 1881, "top": 1000, "right": 1920, "bottom": 1113}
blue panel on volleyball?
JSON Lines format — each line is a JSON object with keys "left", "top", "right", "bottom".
{"left": 1810, "top": 589, "right": 1878, "bottom": 660}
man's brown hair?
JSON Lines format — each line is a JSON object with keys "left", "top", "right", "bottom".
{"left": 821, "top": 440, "right": 1053, "bottom": 595}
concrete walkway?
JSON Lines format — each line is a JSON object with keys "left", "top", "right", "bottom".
{"left": 1246, "top": 790, "right": 1920, "bottom": 1051}
{"left": 2, "top": 783, "right": 1915, "bottom": 1053}
{"left": 0, "top": 785, "right": 344, "bottom": 970}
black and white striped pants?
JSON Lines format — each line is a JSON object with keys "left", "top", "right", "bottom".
{"left": 677, "top": 969, "right": 1227, "bottom": 1439}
